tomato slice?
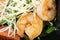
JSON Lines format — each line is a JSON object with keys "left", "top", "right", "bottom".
{"left": 0, "top": 26, "right": 4, "bottom": 29}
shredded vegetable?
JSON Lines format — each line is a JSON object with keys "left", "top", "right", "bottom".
{"left": 0, "top": 0, "right": 41, "bottom": 36}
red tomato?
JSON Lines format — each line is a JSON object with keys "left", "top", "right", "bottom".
{"left": 0, "top": 26, "right": 4, "bottom": 29}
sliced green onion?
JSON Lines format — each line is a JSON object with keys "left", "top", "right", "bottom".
{"left": 37, "top": 37, "right": 41, "bottom": 40}
{"left": 46, "top": 27, "right": 55, "bottom": 34}
{"left": 12, "top": 2, "right": 17, "bottom": 7}
{"left": 5, "top": 9, "right": 12, "bottom": 14}
{"left": 25, "top": 36, "right": 30, "bottom": 40}
{"left": 26, "top": 0, "right": 32, "bottom": 4}
{"left": 49, "top": 22, "right": 53, "bottom": 26}
{"left": 0, "top": 20, "right": 6, "bottom": 25}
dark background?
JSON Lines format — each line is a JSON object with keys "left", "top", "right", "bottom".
{"left": 43, "top": 0, "right": 60, "bottom": 40}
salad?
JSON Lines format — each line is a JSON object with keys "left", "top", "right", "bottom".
{"left": 0, "top": 0, "right": 56, "bottom": 40}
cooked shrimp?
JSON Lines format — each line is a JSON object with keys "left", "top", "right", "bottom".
{"left": 0, "top": 0, "right": 4, "bottom": 3}
{"left": 16, "top": 13, "right": 43, "bottom": 40}
{"left": 37, "top": 0, "right": 56, "bottom": 21}
{"left": 0, "top": 0, "right": 9, "bottom": 4}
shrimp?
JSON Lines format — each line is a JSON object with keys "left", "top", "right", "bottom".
{"left": 0, "top": 0, "right": 4, "bottom": 3}
{"left": 0, "top": 0, "right": 9, "bottom": 4}
{"left": 37, "top": 0, "right": 56, "bottom": 21}
{"left": 16, "top": 13, "right": 43, "bottom": 40}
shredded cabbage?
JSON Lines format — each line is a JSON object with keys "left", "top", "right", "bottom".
{"left": 0, "top": 0, "right": 41, "bottom": 36}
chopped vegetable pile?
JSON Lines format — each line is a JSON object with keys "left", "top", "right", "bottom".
{"left": 0, "top": 0, "right": 56, "bottom": 40}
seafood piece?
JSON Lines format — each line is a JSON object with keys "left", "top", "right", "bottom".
{"left": 37, "top": 0, "right": 56, "bottom": 21}
{"left": 16, "top": 13, "right": 43, "bottom": 40}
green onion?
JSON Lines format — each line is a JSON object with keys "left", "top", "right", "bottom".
{"left": 25, "top": 36, "right": 30, "bottom": 40}
{"left": 10, "top": 0, "right": 13, "bottom": 2}
{"left": 49, "top": 22, "right": 53, "bottom": 26}
{"left": 26, "top": 0, "right": 32, "bottom": 4}
{"left": 12, "top": 2, "right": 17, "bottom": 7}
{"left": 37, "top": 37, "right": 41, "bottom": 40}
{"left": 46, "top": 22, "right": 55, "bottom": 34}
{"left": 0, "top": 20, "right": 6, "bottom": 26}
{"left": 14, "top": 10, "right": 18, "bottom": 13}
{"left": 46, "top": 27, "right": 55, "bottom": 34}
{"left": 5, "top": 9, "right": 12, "bottom": 14}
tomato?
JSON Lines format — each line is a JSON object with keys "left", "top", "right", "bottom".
{"left": 0, "top": 26, "right": 4, "bottom": 29}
